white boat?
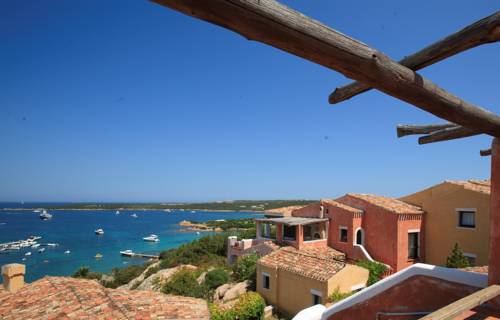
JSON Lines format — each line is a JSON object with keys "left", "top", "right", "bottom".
{"left": 22, "top": 258, "right": 26, "bottom": 261}
{"left": 34, "top": 209, "right": 41, "bottom": 213}
{"left": 120, "top": 249, "right": 134, "bottom": 256}
{"left": 116, "top": 210, "right": 120, "bottom": 215}
{"left": 64, "top": 250, "right": 71, "bottom": 254}
{"left": 38, "top": 248, "right": 45, "bottom": 253}
{"left": 143, "top": 234, "right": 159, "bottom": 242}
{"left": 31, "top": 243, "right": 40, "bottom": 248}
{"left": 196, "top": 232, "right": 200, "bottom": 235}
{"left": 40, "top": 210, "right": 53, "bottom": 220}
{"left": 47, "top": 243, "right": 58, "bottom": 247}
{"left": 95, "top": 228, "right": 104, "bottom": 235}
{"left": 25, "top": 252, "right": 32, "bottom": 256}
{"left": 28, "top": 236, "right": 42, "bottom": 241}
{"left": 191, "top": 210, "right": 196, "bottom": 213}
{"left": 131, "top": 213, "right": 138, "bottom": 218}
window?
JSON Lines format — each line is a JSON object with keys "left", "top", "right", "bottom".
{"left": 311, "top": 289, "right": 322, "bottom": 305}
{"left": 339, "top": 227, "right": 348, "bottom": 243}
{"left": 303, "top": 225, "right": 312, "bottom": 241}
{"left": 408, "top": 232, "right": 419, "bottom": 259}
{"left": 464, "top": 253, "right": 477, "bottom": 267}
{"left": 283, "top": 225, "right": 296, "bottom": 241}
{"left": 262, "top": 272, "right": 270, "bottom": 289}
{"left": 458, "top": 210, "right": 476, "bottom": 228}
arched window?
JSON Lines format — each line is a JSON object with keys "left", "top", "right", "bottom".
{"left": 355, "top": 228, "right": 364, "bottom": 246}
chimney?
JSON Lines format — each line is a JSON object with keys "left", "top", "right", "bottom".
{"left": 489, "top": 138, "right": 500, "bottom": 285}
{"left": 1, "top": 263, "right": 26, "bottom": 293}
{"left": 320, "top": 201, "right": 324, "bottom": 218}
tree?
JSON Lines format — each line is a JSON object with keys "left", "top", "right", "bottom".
{"left": 446, "top": 243, "right": 470, "bottom": 268}
{"left": 232, "top": 254, "right": 259, "bottom": 283}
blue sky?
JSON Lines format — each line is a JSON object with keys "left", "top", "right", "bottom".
{"left": 1, "top": 1, "right": 499, "bottom": 202}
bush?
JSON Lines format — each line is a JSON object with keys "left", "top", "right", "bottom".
{"left": 233, "top": 253, "right": 259, "bottom": 283}
{"left": 104, "top": 264, "right": 148, "bottom": 288}
{"left": 446, "top": 243, "right": 470, "bottom": 268}
{"left": 72, "top": 266, "right": 103, "bottom": 280}
{"left": 205, "top": 268, "right": 230, "bottom": 290}
{"left": 162, "top": 268, "right": 209, "bottom": 299}
{"left": 144, "top": 265, "right": 160, "bottom": 279}
{"left": 159, "top": 234, "right": 228, "bottom": 268}
{"left": 209, "top": 292, "right": 265, "bottom": 320}
{"left": 328, "top": 287, "right": 353, "bottom": 303}
{"left": 357, "top": 260, "right": 387, "bottom": 286}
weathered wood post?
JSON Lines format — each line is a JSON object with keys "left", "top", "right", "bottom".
{"left": 489, "top": 138, "right": 500, "bottom": 285}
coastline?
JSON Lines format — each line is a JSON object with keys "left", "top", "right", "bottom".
{"left": 0, "top": 208, "right": 265, "bottom": 212}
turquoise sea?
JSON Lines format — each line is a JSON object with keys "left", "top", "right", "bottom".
{"left": 0, "top": 206, "right": 260, "bottom": 283}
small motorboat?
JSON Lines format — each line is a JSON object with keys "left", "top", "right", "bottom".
{"left": 40, "top": 210, "right": 53, "bottom": 220}
{"left": 95, "top": 228, "right": 104, "bottom": 235}
{"left": 143, "top": 234, "right": 159, "bottom": 242}
{"left": 120, "top": 249, "right": 133, "bottom": 256}
{"left": 131, "top": 213, "right": 138, "bottom": 218}
{"left": 191, "top": 210, "right": 196, "bottom": 213}
{"left": 25, "top": 252, "right": 32, "bottom": 256}
{"left": 95, "top": 253, "right": 103, "bottom": 259}
{"left": 31, "top": 243, "right": 40, "bottom": 249}
{"left": 38, "top": 248, "right": 45, "bottom": 253}
{"left": 47, "top": 243, "right": 58, "bottom": 247}
{"left": 64, "top": 250, "right": 71, "bottom": 254}
{"left": 116, "top": 210, "right": 120, "bottom": 215}
{"left": 22, "top": 258, "right": 26, "bottom": 261}
{"left": 196, "top": 232, "right": 200, "bottom": 235}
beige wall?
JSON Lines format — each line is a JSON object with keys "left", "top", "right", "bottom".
{"left": 327, "top": 264, "right": 368, "bottom": 295}
{"left": 257, "top": 263, "right": 368, "bottom": 317}
{"left": 401, "top": 183, "right": 490, "bottom": 266}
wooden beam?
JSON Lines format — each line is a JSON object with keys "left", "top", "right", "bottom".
{"left": 397, "top": 123, "right": 457, "bottom": 138}
{"left": 481, "top": 148, "right": 492, "bottom": 156}
{"left": 152, "top": 0, "right": 500, "bottom": 136}
{"left": 418, "top": 126, "right": 478, "bottom": 144}
{"left": 329, "top": 12, "right": 500, "bottom": 104}
{"left": 420, "top": 285, "right": 500, "bottom": 320}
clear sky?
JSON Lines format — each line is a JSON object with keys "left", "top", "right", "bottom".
{"left": 1, "top": 1, "right": 499, "bottom": 202}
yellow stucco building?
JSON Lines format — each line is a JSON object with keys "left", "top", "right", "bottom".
{"left": 400, "top": 179, "right": 490, "bottom": 267}
{"left": 255, "top": 246, "right": 368, "bottom": 316}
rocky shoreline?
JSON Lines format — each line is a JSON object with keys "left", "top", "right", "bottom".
{"left": 178, "top": 220, "right": 224, "bottom": 232}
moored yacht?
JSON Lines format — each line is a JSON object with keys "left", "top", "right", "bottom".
{"left": 120, "top": 249, "right": 134, "bottom": 256}
{"left": 131, "top": 213, "right": 138, "bottom": 218}
{"left": 95, "top": 228, "right": 104, "bottom": 235}
{"left": 143, "top": 234, "right": 159, "bottom": 242}
{"left": 39, "top": 210, "right": 52, "bottom": 220}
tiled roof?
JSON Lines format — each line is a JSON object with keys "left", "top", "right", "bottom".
{"left": 446, "top": 179, "right": 491, "bottom": 195}
{"left": 346, "top": 193, "right": 424, "bottom": 214}
{"left": 241, "top": 240, "right": 280, "bottom": 256}
{"left": 321, "top": 199, "right": 363, "bottom": 214}
{"left": 258, "top": 246, "right": 346, "bottom": 281}
{"left": 460, "top": 265, "right": 489, "bottom": 275}
{"left": 0, "top": 276, "right": 209, "bottom": 320}
{"left": 264, "top": 205, "right": 305, "bottom": 217}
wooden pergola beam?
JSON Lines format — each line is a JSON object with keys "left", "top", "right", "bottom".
{"left": 481, "top": 148, "right": 492, "bottom": 156}
{"left": 329, "top": 12, "right": 500, "bottom": 104}
{"left": 418, "top": 126, "right": 478, "bottom": 145}
{"left": 152, "top": 0, "right": 500, "bottom": 137}
{"left": 420, "top": 285, "right": 500, "bottom": 320}
{"left": 397, "top": 123, "right": 457, "bottom": 138}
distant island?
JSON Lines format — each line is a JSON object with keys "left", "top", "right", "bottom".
{"left": 0, "top": 200, "right": 315, "bottom": 212}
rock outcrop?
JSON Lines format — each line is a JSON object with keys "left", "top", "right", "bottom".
{"left": 118, "top": 262, "right": 160, "bottom": 290}
{"left": 135, "top": 265, "right": 197, "bottom": 291}
{"left": 213, "top": 280, "right": 251, "bottom": 302}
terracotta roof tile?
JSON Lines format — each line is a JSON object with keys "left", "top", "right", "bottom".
{"left": 264, "top": 205, "right": 305, "bottom": 217}
{"left": 0, "top": 276, "right": 209, "bottom": 320}
{"left": 258, "top": 246, "right": 346, "bottom": 281}
{"left": 446, "top": 179, "right": 491, "bottom": 195}
{"left": 321, "top": 199, "right": 363, "bottom": 214}
{"left": 346, "top": 193, "right": 423, "bottom": 214}
{"left": 240, "top": 240, "right": 280, "bottom": 256}
{"left": 460, "top": 265, "right": 489, "bottom": 275}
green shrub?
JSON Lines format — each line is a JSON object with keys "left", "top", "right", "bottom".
{"left": 328, "top": 287, "right": 353, "bottom": 303}
{"left": 159, "top": 234, "right": 228, "bottom": 268}
{"left": 72, "top": 266, "right": 103, "bottom": 280}
{"left": 144, "top": 265, "right": 160, "bottom": 279}
{"left": 209, "top": 292, "right": 265, "bottom": 320}
{"left": 205, "top": 268, "right": 230, "bottom": 290}
{"left": 233, "top": 253, "right": 259, "bottom": 283}
{"left": 162, "top": 268, "right": 209, "bottom": 299}
{"left": 104, "top": 264, "right": 148, "bottom": 288}
{"left": 446, "top": 243, "right": 470, "bottom": 268}
{"left": 357, "top": 260, "right": 387, "bottom": 286}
